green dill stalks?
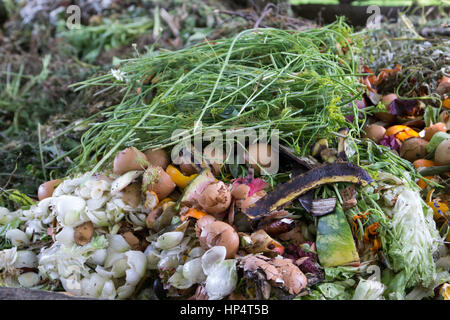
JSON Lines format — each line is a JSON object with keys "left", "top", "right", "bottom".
{"left": 66, "top": 18, "right": 364, "bottom": 174}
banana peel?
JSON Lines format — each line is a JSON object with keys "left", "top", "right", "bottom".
{"left": 245, "top": 162, "right": 373, "bottom": 219}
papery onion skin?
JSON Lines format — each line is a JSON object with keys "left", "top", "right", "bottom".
{"left": 400, "top": 138, "right": 428, "bottom": 162}
{"left": 231, "top": 184, "right": 250, "bottom": 200}
{"left": 38, "top": 179, "right": 62, "bottom": 201}
{"left": 363, "top": 124, "right": 386, "bottom": 143}
{"left": 236, "top": 190, "right": 267, "bottom": 213}
{"left": 424, "top": 122, "right": 447, "bottom": 141}
{"left": 196, "top": 216, "right": 239, "bottom": 259}
{"left": 198, "top": 181, "right": 232, "bottom": 215}
{"left": 113, "top": 147, "right": 148, "bottom": 175}
{"left": 145, "top": 149, "right": 170, "bottom": 170}
{"left": 145, "top": 166, "right": 176, "bottom": 200}
{"left": 74, "top": 221, "right": 94, "bottom": 246}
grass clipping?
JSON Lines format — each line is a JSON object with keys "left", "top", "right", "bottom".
{"left": 69, "top": 18, "right": 363, "bottom": 173}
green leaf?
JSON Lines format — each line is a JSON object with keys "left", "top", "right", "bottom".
{"left": 8, "top": 190, "right": 34, "bottom": 207}
{"left": 424, "top": 105, "right": 440, "bottom": 127}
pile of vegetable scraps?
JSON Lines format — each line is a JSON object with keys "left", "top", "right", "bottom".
{"left": 0, "top": 18, "right": 449, "bottom": 300}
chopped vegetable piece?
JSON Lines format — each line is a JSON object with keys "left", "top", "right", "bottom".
{"left": 166, "top": 164, "right": 197, "bottom": 189}
{"left": 180, "top": 208, "right": 208, "bottom": 221}
{"left": 316, "top": 206, "right": 360, "bottom": 268}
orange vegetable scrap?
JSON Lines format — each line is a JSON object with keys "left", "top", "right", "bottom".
{"left": 166, "top": 164, "right": 198, "bottom": 189}
{"left": 363, "top": 64, "right": 402, "bottom": 92}
{"left": 443, "top": 99, "right": 450, "bottom": 110}
{"left": 412, "top": 159, "right": 435, "bottom": 189}
{"left": 385, "top": 125, "right": 419, "bottom": 141}
{"left": 370, "top": 238, "right": 382, "bottom": 253}
{"left": 180, "top": 208, "right": 208, "bottom": 222}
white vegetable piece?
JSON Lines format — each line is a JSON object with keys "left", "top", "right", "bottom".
{"left": 25, "top": 220, "right": 46, "bottom": 238}
{"left": 0, "top": 247, "right": 18, "bottom": 274}
{"left": 110, "top": 170, "right": 142, "bottom": 195}
{"left": 55, "top": 226, "right": 75, "bottom": 246}
{"left": 6, "top": 229, "right": 30, "bottom": 247}
{"left": 388, "top": 189, "right": 440, "bottom": 288}
{"left": 18, "top": 272, "right": 40, "bottom": 288}
{"left": 0, "top": 207, "right": 10, "bottom": 217}
{"left": 116, "top": 250, "right": 147, "bottom": 299}
{"left": 201, "top": 246, "right": 226, "bottom": 275}
{"left": 182, "top": 257, "right": 206, "bottom": 284}
{"left": 168, "top": 266, "right": 194, "bottom": 289}
{"left": 0, "top": 207, "right": 18, "bottom": 224}
{"left": 53, "top": 177, "right": 85, "bottom": 197}
{"left": 200, "top": 246, "right": 238, "bottom": 300}
{"left": 187, "top": 246, "right": 205, "bottom": 260}
{"left": 157, "top": 255, "right": 180, "bottom": 272}
{"left": 54, "top": 195, "right": 87, "bottom": 227}
{"left": 100, "top": 279, "right": 117, "bottom": 300}
{"left": 204, "top": 259, "right": 237, "bottom": 300}
{"left": 83, "top": 273, "right": 113, "bottom": 298}
{"left": 104, "top": 234, "right": 131, "bottom": 268}
{"left": 89, "top": 248, "right": 107, "bottom": 266}
{"left": 144, "top": 245, "right": 161, "bottom": 269}
{"left": 86, "top": 196, "right": 109, "bottom": 211}
{"left": 352, "top": 278, "right": 385, "bottom": 300}
{"left": 155, "top": 232, "right": 184, "bottom": 250}
{"left": 14, "top": 250, "right": 37, "bottom": 269}
{"left": 38, "top": 237, "right": 108, "bottom": 283}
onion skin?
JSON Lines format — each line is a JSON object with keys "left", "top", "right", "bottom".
{"left": 195, "top": 215, "right": 239, "bottom": 259}
{"left": 179, "top": 163, "right": 199, "bottom": 176}
{"left": 424, "top": 123, "right": 447, "bottom": 141}
{"left": 400, "top": 138, "right": 428, "bottom": 162}
{"left": 144, "top": 149, "right": 170, "bottom": 170}
{"left": 195, "top": 215, "right": 216, "bottom": 236}
{"left": 122, "top": 232, "right": 141, "bottom": 250}
{"left": 236, "top": 190, "right": 266, "bottom": 213}
{"left": 37, "top": 179, "right": 62, "bottom": 201}
{"left": 198, "top": 181, "right": 232, "bottom": 216}
{"left": 113, "top": 147, "right": 148, "bottom": 175}
{"left": 145, "top": 166, "right": 176, "bottom": 200}
{"left": 381, "top": 94, "right": 398, "bottom": 106}
{"left": 231, "top": 184, "right": 250, "bottom": 200}
{"left": 74, "top": 222, "right": 94, "bottom": 246}
{"left": 146, "top": 207, "right": 163, "bottom": 229}
{"left": 259, "top": 219, "right": 296, "bottom": 237}
{"left": 363, "top": 124, "right": 386, "bottom": 143}
{"left": 122, "top": 183, "right": 142, "bottom": 208}
{"left": 203, "top": 144, "right": 225, "bottom": 176}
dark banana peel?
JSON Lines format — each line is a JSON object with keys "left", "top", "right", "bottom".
{"left": 245, "top": 162, "right": 373, "bottom": 219}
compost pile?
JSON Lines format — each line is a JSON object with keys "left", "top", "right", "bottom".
{"left": 0, "top": 17, "right": 449, "bottom": 300}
